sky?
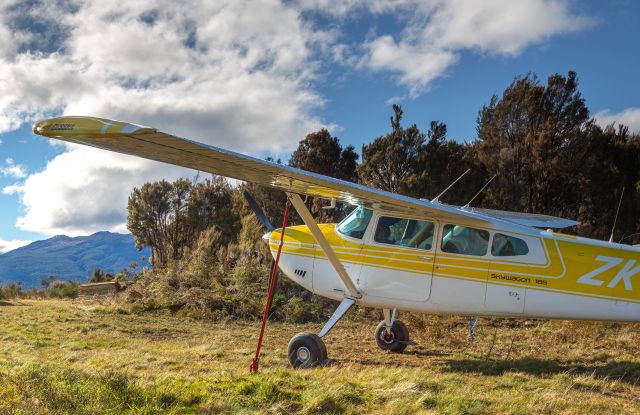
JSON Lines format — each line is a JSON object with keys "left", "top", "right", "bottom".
{"left": 0, "top": 0, "right": 639, "bottom": 252}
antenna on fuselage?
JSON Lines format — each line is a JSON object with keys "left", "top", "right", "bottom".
{"left": 609, "top": 186, "right": 625, "bottom": 243}
{"left": 431, "top": 168, "right": 470, "bottom": 204}
{"left": 462, "top": 174, "right": 496, "bottom": 210}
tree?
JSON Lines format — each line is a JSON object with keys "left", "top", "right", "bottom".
{"left": 475, "top": 71, "right": 590, "bottom": 214}
{"left": 128, "top": 176, "right": 239, "bottom": 269}
{"left": 186, "top": 176, "right": 239, "bottom": 245}
{"left": 357, "top": 105, "right": 478, "bottom": 205}
{"left": 127, "top": 180, "right": 173, "bottom": 268}
{"left": 565, "top": 122, "right": 640, "bottom": 239}
{"left": 289, "top": 129, "right": 358, "bottom": 182}
{"left": 409, "top": 120, "right": 482, "bottom": 205}
{"left": 88, "top": 268, "right": 114, "bottom": 283}
{"left": 289, "top": 129, "right": 359, "bottom": 221}
{"left": 358, "top": 105, "right": 425, "bottom": 195}
{"left": 41, "top": 275, "right": 57, "bottom": 288}
{"left": 473, "top": 70, "right": 640, "bottom": 240}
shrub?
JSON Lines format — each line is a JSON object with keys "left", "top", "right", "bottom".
{"left": 113, "top": 273, "right": 129, "bottom": 283}
{"left": 121, "top": 221, "right": 337, "bottom": 323}
{"left": 0, "top": 282, "right": 22, "bottom": 300}
{"left": 45, "top": 280, "right": 79, "bottom": 298}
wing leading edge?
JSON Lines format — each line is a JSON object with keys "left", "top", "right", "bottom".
{"left": 32, "top": 116, "right": 577, "bottom": 229}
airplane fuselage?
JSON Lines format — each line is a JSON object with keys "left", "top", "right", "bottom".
{"left": 270, "top": 208, "right": 640, "bottom": 322}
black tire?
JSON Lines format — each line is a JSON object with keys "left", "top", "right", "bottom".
{"left": 288, "top": 333, "right": 325, "bottom": 368}
{"left": 375, "top": 320, "right": 410, "bottom": 353}
{"left": 307, "top": 333, "right": 328, "bottom": 362}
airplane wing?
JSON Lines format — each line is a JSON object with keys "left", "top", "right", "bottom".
{"left": 464, "top": 207, "right": 579, "bottom": 229}
{"left": 33, "top": 116, "right": 577, "bottom": 229}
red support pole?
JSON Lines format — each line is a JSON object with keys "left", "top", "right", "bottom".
{"left": 250, "top": 200, "right": 291, "bottom": 373}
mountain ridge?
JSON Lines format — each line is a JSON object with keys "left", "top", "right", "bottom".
{"left": 0, "top": 232, "right": 150, "bottom": 288}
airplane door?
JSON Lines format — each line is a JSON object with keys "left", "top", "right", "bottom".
{"left": 359, "top": 215, "right": 436, "bottom": 302}
{"left": 430, "top": 224, "right": 490, "bottom": 312}
{"left": 484, "top": 233, "right": 537, "bottom": 314}
{"left": 485, "top": 262, "right": 526, "bottom": 314}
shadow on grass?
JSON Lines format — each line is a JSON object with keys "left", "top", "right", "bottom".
{"left": 407, "top": 349, "right": 454, "bottom": 358}
{"left": 444, "top": 358, "right": 640, "bottom": 384}
{"left": 0, "top": 300, "right": 28, "bottom": 306}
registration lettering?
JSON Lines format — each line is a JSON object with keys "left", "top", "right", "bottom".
{"left": 577, "top": 256, "right": 640, "bottom": 291}
{"left": 48, "top": 123, "right": 74, "bottom": 131}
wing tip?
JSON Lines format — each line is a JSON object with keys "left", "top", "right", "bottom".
{"left": 33, "top": 116, "right": 154, "bottom": 139}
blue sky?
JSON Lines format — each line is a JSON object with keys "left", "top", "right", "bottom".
{"left": 0, "top": 0, "right": 639, "bottom": 251}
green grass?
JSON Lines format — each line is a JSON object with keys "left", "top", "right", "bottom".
{"left": 1, "top": 299, "right": 640, "bottom": 414}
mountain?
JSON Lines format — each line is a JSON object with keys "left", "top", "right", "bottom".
{"left": 0, "top": 232, "right": 151, "bottom": 288}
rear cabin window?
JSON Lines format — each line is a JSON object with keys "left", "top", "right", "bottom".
{"left": 336, "top": 207, "right": 373, "bottom": 239}
{"left": 374, "top": 216, "right": 435, "bottom": 250}
{"left": 491, "top": 233, "right": 529, "bottom": 256}
{"left": 441, "top": 224, "right": 490, "bottom": 256}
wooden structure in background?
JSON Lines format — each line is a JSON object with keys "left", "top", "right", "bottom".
{"left": 78, "top": 281, "right": 131, "bottom": 297}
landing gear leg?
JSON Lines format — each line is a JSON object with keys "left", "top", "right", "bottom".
{"left": 382, "top": 308, "right": 396, "bottom": 334}
{"left": 287, "top": 297, "right": 355, "bottom": 368}
{"left": 376, "top": 308, "right": 410, "bottom": 353}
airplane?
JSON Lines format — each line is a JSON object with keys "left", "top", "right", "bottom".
{"left": 33, "top": 116, "right": 640, "bottom": 369}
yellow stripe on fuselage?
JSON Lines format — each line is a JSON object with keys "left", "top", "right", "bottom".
{"left": 270, "top": 224, "right": 640, "bottom": 304}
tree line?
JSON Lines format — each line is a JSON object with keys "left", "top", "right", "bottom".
{"left": 122, "top": 71, "right": 639, "bottom": 321}
{"left": 129, "top": 70, "right": 640, "bottom": 270}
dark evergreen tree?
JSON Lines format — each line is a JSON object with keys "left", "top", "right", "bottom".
{"left": 358, "top": 105, "right": 425, "bottom": 195}
{"left": 289, "top": 129, "right": 359, "bottom": 221}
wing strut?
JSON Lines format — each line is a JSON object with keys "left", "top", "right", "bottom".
{"left": 287, "top": 193, "right": 362, "bottom": 299}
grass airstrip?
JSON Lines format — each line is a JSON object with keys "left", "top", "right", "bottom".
{"left": 0, "top": 298, "right": 639, "bottom": 414}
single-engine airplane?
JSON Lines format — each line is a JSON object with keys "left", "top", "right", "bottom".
{"left": 34, "top": 116, "right": 640, "bottom": 368}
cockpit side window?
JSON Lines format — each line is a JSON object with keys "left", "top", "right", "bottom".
{"left": 374, "top": 215, "right": 435, "bottom": 250}
{"left": 336, "top": 207, "right": 373, "bottom": 239}
{"left": 491, "top": 233, "right": 529, "bottom": 256}
{"left": 441, "top": 224, "right": 490, "bottom": 256}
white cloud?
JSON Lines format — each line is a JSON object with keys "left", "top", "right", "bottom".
{"left": 1, "top": 0, "right": 331, "bottom": 235}
{"left": 362, "top": 35, "right": 458, "bottom": 94}
{"left": 0, "top": 1, "right": 327, "bottom": 149}
{"left": 594, "top": 108, "right": 640, "bottom": 134}
{"left": 9, "top": 145, "right": 196, "bottom": 236}
{"left": 0, "top": 237, "right": 31, "bottom": 254}
{"left": 0, "top": 0, "right": 594, "bottom": 236}
{"left": 2, "top": 183, "right": 20, "bottom": 195}
{"left": 295, "top": 0, "right": 411, "bottom": 16}
{"left": 0, "top": 158, "right": 27, "bottom": 178}
{"left": 357, "top": 0, "right": 592, "bottom": 95}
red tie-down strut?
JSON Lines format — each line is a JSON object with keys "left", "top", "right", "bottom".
{"left": 250, "top": 200, "right": 291, "bottom": 373}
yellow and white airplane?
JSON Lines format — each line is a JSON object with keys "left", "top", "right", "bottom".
{"left": 34, "top": 116, "right": 640, "bottom": 368}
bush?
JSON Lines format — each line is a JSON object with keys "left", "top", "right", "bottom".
{"left": 113, "top": 273, "right": 129, "bottom": 283}
{"left": 280, "top": 296, "right": 327, "bottom": 323}
{"left": 0, "top": 282, "right": 22, "bottom": 300}
{"left": 121, "top": 221, "right": 337, "bottom": 323}
{"left": 45, "top": 280, "right": 79, "bottom": 298}
{"left": 88, "top": 268, "right": 113, "bottom": 283}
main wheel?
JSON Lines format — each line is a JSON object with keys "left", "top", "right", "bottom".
{"left": 288, "top": 333, "right": 327, "bottom": 368}
{"left": 375, "top": 320, "right": 410, "bottom": 353}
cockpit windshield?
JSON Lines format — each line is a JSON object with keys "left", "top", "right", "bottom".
{"left": 336, "top": 207, "right": 373, "bottom": 239}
